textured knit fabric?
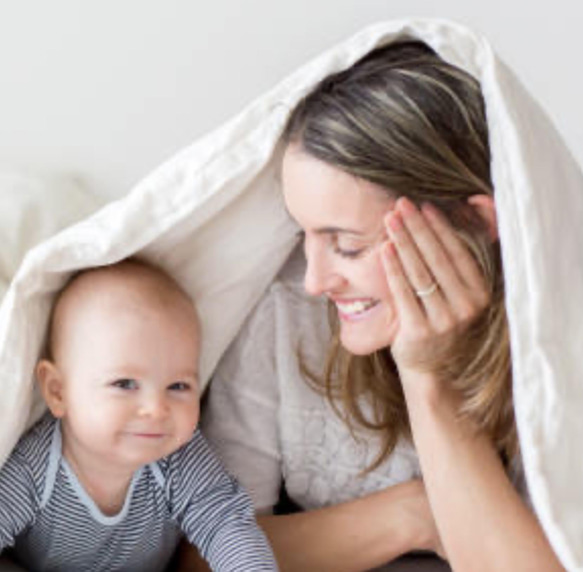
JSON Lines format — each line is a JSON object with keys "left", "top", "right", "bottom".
{"left": 0, "top": 415, "right": 278, "bottom": 572}
{"left": 201, "top": 247, "right": 422, "bottom": 513}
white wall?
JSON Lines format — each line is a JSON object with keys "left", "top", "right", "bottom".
{"left": 1, "top": 1, "right": 581, "bottom": 200}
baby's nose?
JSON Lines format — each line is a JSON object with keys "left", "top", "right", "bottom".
{"left": 138, "top": 392, "right": 169, "bottom": 419}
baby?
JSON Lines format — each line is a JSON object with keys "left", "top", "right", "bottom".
{"left": 0, "top": 259, "right": 278, "bottom": 572}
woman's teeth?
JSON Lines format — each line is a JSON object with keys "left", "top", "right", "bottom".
{"left": 335, "top": 299, "right": 378, "bottom": 316}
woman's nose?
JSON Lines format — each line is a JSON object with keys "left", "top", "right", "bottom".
{"left": 303, "top": 246, "right": 343, "bottom": 296}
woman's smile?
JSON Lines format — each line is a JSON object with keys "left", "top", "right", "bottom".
{"left": 331, "top": 297, "right": 381, "bottom": 321}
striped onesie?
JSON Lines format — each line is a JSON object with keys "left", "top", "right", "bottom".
{"left": 0, "top": 414, "right": 278, "bottom": 571}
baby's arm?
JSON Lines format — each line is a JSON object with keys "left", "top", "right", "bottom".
{"left": 0, "top": 452, "right": 37, "bottom": 551}
{"left": 167, "top": 432, "right": 278, "bottom": 572}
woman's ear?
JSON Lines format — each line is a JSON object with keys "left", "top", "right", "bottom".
{"left": 36, "top": 360, "right": 67, "bottom": 418}
{"left": 468, "top": 194, "right": 498, "bottom": 242}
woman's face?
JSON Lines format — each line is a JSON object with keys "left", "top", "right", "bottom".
{"left": 282, "top": 145, "right": 399, "bottom": 355}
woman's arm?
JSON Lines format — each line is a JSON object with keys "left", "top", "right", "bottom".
{"left": 259, "top": 480, "right": 443, "bottom": 572}
{"left": 382, "top": 198, "right": 564, "bottom": 571}
{"left": 177, "top": 479, "right": 443, "bottom": 572}
{"left": 403, "top": 374, "right": 563, "bottom": 572}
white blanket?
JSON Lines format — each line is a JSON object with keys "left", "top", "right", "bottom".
{"left": 0, "top": 19, "right": 581, "bottom": 570}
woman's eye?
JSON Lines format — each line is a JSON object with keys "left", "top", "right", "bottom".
{"left": 333, "top": 246, "right": 365, "bottom": 259}
{"left": 168, "top": 382, "right": 192, "bottom": 392}
{"left": 298, "top": 229, "right": 365, "bottom": 259}
{"left": 332, "top": 234, "right": 367, "bottom": 259}
{"left": 333, "top": 239, "right": 366, "bottom": 259}
{"left": 112, "top": 378, "right": 138, "bottom": 390}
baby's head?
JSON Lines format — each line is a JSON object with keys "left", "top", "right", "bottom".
{"left": 36, "top": 258, "right": 201, "bottom": 470}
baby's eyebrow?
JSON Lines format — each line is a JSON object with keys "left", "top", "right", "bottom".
{"left": 174, "top": 370, "right": 199, "bottom": 381}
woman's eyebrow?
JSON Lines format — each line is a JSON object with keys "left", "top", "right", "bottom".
{"left": 284, "top": 206, "right": 364, "bottom": 236}
{"left": 313, "top": 226, "right": 364, "bottom": 236}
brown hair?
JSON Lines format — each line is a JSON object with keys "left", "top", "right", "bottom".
{"left": 284, "top": 41, "right": 516, "bottom": 469}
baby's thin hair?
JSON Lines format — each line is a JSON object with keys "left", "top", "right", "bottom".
{"left": 44, "top": 257, "right": 194, "bottom": 362}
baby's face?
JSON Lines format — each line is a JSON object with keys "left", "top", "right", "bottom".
{"left": 52, "top": 280, "right": 200, "bottom": 472}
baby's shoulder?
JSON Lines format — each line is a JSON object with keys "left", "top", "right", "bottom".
{"left": 153, "top": 430, "right": 228, "bottom": 490}
{"left": 9, "top": 413, "right": 56, "bottom": 469}
{"left": 0, "top": 413, "right": 56, "bottom": 503}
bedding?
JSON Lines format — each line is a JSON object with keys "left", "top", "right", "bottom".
{"left": 0, "top": 169, "right": 102, "bottom": 299}
{"left": 0, "top": 19, "right": 581, "bottom": 570}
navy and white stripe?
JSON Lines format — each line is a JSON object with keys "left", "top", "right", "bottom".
{"left": 0, "top": 414, "right": 278, "bottom": 571}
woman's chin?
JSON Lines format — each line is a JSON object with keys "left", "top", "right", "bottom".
{"left": 339, "top": 325, "right": 393, "bottom": 356}
{"left": 337, "top": 305, "right": 397, "bottom": 355}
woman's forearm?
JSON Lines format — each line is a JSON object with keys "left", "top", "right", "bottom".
{"left": 401, "top": 372, "right": 564, "bottom": 572}
{"left": 258, "top": 481, "right": 436, "bottom": 572}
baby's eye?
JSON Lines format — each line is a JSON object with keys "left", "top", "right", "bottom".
{"left": 111, "top": 378, "right": 139, "bottom": 390}
{"left": 168, "top": 381, "right": 193, "bottom": 392}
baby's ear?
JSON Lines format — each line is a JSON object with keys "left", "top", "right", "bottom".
{"left": 36, "top": 360, "right": 67, "bottom": 418}
{"left": 468, "top": 194, "right": 498, "bottom": 242}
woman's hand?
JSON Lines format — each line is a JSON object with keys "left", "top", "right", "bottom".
{"left": 380, "top": 196, "right": 489, "bottom": 378}
{"left": 379, "top": 200, "right": 563, "bottom": 572}
{"left": 398, "top": 479, "right": 447, "bottom": 560}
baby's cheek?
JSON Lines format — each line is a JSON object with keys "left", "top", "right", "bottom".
{"left": 183, "top": 401, "right": 200, "bottom": 431}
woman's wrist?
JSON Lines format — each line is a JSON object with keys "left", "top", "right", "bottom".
{"left": 393, "top": 479, "right": 443, "bottom": 555}
{"left": 397, "top": 367, "right": 448, "bottom": 407}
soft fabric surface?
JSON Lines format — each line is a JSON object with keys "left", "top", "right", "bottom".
{"left": 0, "top": 19, "right": 581, "bottom": 570}
{"left": 0, "top": 169, "right": 102, "bottom": 299}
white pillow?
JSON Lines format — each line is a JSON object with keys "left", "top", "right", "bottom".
{"left": 0, "top": 169, "right": 103, "bottom": 299}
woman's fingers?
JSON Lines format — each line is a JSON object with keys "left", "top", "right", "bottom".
{"left": 382, "top": 198, "right": 491, "bottom": 372}
{"left": 384, "top": 205, "right": 452, "bottom": 328}
{"left": 396, "top": 198, "right": 464, "bottom": 302}
{"left": 420, "top": 201, "right": 487, "bottom": 298}
{"left": 396, "top": 198, "right": 488, "bottom": 319}
{"left": 386, "top": 209, "right": 436, "bottom": 296}
{"left": 380, "top": 238, "right": 426, "bottom": 330}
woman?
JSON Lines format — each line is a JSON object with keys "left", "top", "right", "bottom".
{"left": 199, "top": 41, "right": 563, "bottom": 571}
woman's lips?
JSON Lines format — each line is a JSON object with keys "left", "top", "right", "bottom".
{"left": 333, "top": 298, "right": 381, "bottom": 321}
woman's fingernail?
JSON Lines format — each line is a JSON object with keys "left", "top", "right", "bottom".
{"left": 387, "top": 212, "right": 402, "bottom": 232}
{"left": 381, "top": 240, "right": 394, "bottom": 260}
{"left": 398, "top": 197, "right": 417, "bottom": 216}
{"left": 421, "top": 202, "right": 440, "bottom": 219}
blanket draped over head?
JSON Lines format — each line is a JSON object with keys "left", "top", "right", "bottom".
{"left": 0, "top": 19, "right": 581, "bottom": 570}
